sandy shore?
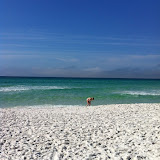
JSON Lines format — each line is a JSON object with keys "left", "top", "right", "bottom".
{"left": 0, "top": 104, "right": 160, "bottom": 160}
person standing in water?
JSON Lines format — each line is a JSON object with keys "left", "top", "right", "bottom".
{"left": 86, "top": 97, "right": 94, "bottom": 106}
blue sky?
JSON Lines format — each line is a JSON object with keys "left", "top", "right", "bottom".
{"left": 0, "top": 0, "right": 160, "bottom": 78}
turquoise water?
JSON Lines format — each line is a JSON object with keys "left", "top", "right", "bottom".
{"left": 1, "top": 77, "right": 160, "bottom": 108}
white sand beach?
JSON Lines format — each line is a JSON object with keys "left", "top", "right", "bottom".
{"left": 0, "top": 103, "right": 160, "bottom": 160}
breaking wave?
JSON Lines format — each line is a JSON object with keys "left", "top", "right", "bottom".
{"left": 120, "top": 91, "right": 160, "bottom": 96}
{"left": 0, "top": 86, "right": 71, "bottom": 92}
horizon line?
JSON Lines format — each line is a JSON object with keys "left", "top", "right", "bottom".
{"left": 0, "top": 76, "right": 160, "bottom": 80}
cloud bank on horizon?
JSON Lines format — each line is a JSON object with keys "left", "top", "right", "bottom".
{"left": 0, "top": 0, "right": 160, "bottom": 78}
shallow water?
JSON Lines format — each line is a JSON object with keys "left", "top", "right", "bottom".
{"left": 1, "top": 77, "right": 160, "bottom": 108}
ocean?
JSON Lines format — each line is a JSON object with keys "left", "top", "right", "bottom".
{"left": 1, "top": 77, "right": 160, "bottom": 108}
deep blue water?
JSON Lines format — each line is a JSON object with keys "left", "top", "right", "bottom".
{"left": 1, "top": 77, "right": 160, "bottom": 108}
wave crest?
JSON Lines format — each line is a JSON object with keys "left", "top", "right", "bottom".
{"left": 0, "top": 86, "right": 70, "bottom": 92}
{"left": 121, "top": 91, "right": 160, "bottom": 96}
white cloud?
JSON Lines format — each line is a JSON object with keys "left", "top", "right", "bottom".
{"left": 130, "top": 54, "right": 160, "bottom": 59}
{"left": 1, "top": 66, "right": 160, "bottom": 78}
{"left": 84, "top": 67, "right": 102, "bottom": 72}
{"left": 1, "top": 31, "right": 160, "bottom": 47}
{"left": 55, "top": 57, "right": 78, "bottom": 62}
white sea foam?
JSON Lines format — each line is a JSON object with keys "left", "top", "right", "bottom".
{"left": 0, "top": 86, "right": 70, "bottom": 92}
{"left": 14, "top": 104, "right": 83, "bottom": 108}
{"left": 121, "top": 91, "right": 160, "bottom": 96}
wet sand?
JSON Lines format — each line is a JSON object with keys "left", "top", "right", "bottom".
{"left": 0, "top": 103, "right": 160, "bottom": 160}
